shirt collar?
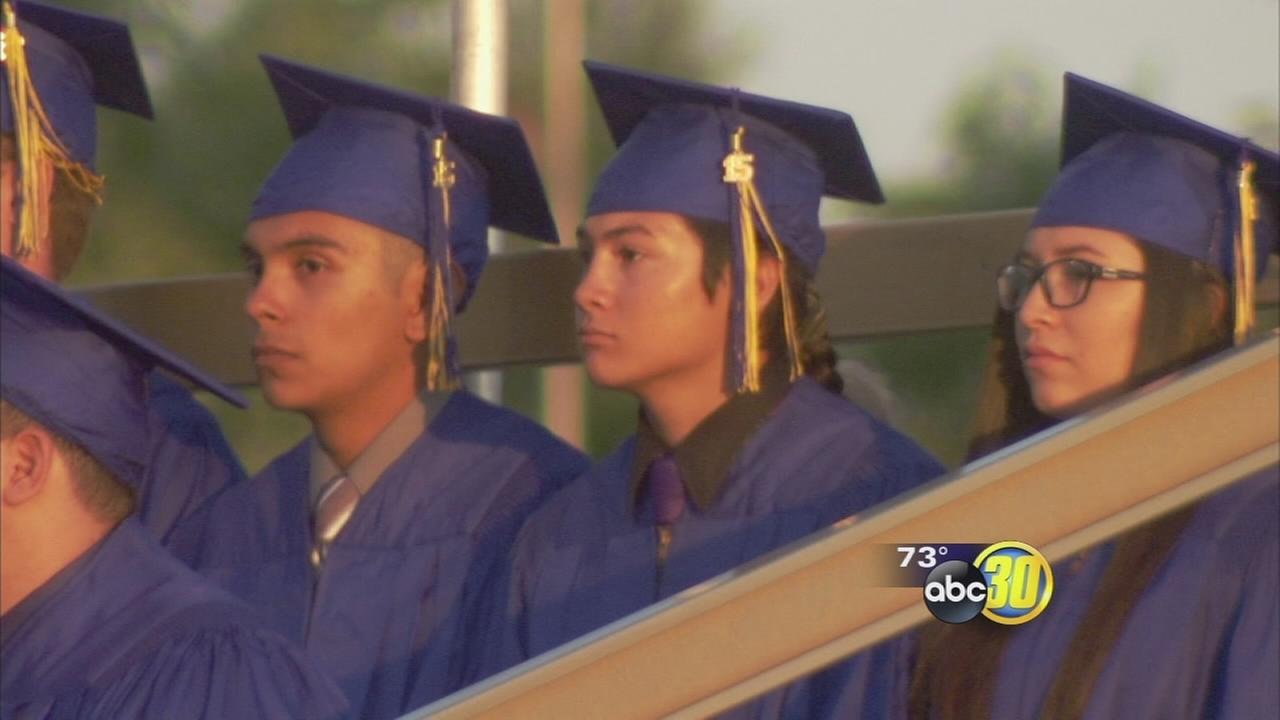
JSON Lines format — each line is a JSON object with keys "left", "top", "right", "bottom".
{"left": 628, "top": 365, "right": 792, "bottom": 514}
{"left": 309, "top": 389, "right": 453, "bottom": 504}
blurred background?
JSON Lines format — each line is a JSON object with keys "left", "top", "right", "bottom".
{"left": 53, "top": 0, "right": 1280, "bottom": 471}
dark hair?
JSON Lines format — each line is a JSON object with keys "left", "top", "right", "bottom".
{"left": 685, "top": 217, "right": 845, "bottom": 394}
{"left": 967, "top": 239, "right": 1231, "bottom": 457}
{"left": 1, "top": 134, "right": 97, "bottom": 281}
{"left": 909, "top": 238, "right": 1231, "bottom": 720}
{"left": 0, "top": 400, "right": 135, "bottom": 525}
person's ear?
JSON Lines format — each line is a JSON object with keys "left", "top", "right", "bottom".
{"left": 402, "top": 258, "right": 430, "bottom": 343}
{"left": 1207, "top": 281, "right": 1228, "bottom": 329}
{"left": 756, "top": 252, "right": 782, "bottom": 309}
{"left": 1, "top": 427, "right": 55, "bottom": 508}
{"left": 449, "top": 261, "right": 468, "bottom": 311}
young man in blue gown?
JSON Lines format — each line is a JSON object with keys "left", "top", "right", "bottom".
{"left": 475, "top": 62, "right": 945, "bottom": 718}
{"left": 0, "top": 258, "right": 349, "bottom": 719}
{"left": 168, "top": 57, "right": 589, "bottom": 719}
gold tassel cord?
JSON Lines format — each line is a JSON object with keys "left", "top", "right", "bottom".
{"left": 425, "top": 134, "right": 458, "bottom": 391}
{"left": 1233, "top": 160, "right": 1257, "bottom": 346}
{"left": 432, "top": 135, "right": 454, "bottom": 228}
{"left": 721, "top": 126, "right": 803, "bottom": 392}
{"left": 2, "top": 1, "right": 103, "bottom": 258}
{"left": 745, "top": 186, "right": 804, "bottom": 382}
{"left": 424, "top": 262, "right": 454, "bottom": 390}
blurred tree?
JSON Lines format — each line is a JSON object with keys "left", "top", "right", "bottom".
{"left": 867, "top": 49, "right": 1060, "bottom": 219}
{"left": 59, "top": 0, "right": 458, "bottom": 286}
{"left": 826, "top": 50, "right": 1061, "bottom": 465}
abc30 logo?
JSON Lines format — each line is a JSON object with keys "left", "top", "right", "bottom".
{"left": 923, "top": 542, "right": 1054, "bottom": 625}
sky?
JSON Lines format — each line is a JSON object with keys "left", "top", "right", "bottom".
{"left": 710, "top": 0, "right": 1280, "bottom": 180}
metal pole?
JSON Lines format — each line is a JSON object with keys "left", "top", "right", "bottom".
{"left": 452, "top": 0, "right": 508, "bottom": 403}
{"left": 541, "top": 0, "right": 587, "bottom": 449}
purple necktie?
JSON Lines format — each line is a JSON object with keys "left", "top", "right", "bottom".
{"left": 647, "top": 454, "right": 686, "bottom": 525}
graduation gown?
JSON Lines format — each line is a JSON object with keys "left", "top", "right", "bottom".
{"left": 494, "top": 378, "right": 944, "bottom": 718}
{"left": 172, "top": 390, "right": 588, "bottom": 720}
{"left": 138, "top": 371, "right": 247, "bottom": 546}
{"left": 0, "top": 518, "right": 348, "bottom": 720}
{"left": 979, "top": 469, "right": 1279, "bottom": 719}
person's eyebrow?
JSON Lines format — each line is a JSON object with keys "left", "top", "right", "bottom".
{"left": 239, "top": 234, "right": 349, "bottom": 260}
{"left": 576, "top": 223, "right": 655, "bottom": 248}
{"left": 281, "top": 234, "right": 349, "bottom": 253}
{"left": 600, "top": 224, "right": 654, "bottom": 241}
{"left": 1052, "top": 243, "right": 1109, "bottom": 261}
{"left": 1016, "top": 243, "right": 1110, "bottom": 264}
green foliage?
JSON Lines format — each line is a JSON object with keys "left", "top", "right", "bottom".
{"left": 60, "top": 0, "right": 456, "bottom": 285}
{"left": 868, "top": 49, "right": 1060, "bottom": 220}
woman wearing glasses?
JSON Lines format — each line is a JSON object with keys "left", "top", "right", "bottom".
{"left": 907, "top": 74, "right": 1278, "bottom": 719}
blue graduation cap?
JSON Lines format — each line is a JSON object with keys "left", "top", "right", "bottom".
{"left": 1033, "top": 72, "right": 1279, "bottom": 344}
{"left": 1, "top": 0, "right": 152, "bottom": 257}
{"left": 1, "top": 257, "right": 245, "bottom": 490}
{"left": 250, "top": 55, "right": 559, "bottom": 389}
{"left": 582, "top": 60, "right": 883, "bottom": 392}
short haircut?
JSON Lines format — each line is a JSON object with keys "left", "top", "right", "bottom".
{"left": 379, "top": 228, "right": 424, "bottom": 288}
{"left": 0, "top": 399, "right": 135, "bottom": 524}
{"left": 0, "top": 134, "right": 97, "bottom": 281}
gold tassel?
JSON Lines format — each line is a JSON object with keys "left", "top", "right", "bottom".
{"left": 1233, "top": 160, "right": 1257, "bottom": 346}
{"left": 425, "top": 135, "right": 458, "bottom": 390}
{"left": 432, "top": 136, "right": 453, "bottom": 228}
{"left": 424, "top": 261, "right": 454, "bottom": 390}
{"left": 746, "top": 181, "right": 804, "bottom": 382}
{"left": 722, "top": 125, "right": 803, "bottom": 392}
{"left": 2, "top": 1, "right": 103, "bottom": 259}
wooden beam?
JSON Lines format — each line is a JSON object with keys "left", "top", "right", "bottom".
{"left": 77, "top": 210, "right": 1280, "bottom": 385}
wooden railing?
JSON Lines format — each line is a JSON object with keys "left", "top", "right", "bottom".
{"left": 80, "top": 208, "right": 1278, "bottom": 386}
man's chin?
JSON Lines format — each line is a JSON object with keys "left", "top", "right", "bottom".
{"left": 583, "top": 361, "right": 635, "bottom": 393}
{"left": 259, "top": 382, "right": 312, "bottom": 413}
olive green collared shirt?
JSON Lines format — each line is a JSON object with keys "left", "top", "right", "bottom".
{"left": 628, "top": 368, "right": 793, "bottom": 514}
{"left": 309, "top": 389, "right": 454, "bottom": 506}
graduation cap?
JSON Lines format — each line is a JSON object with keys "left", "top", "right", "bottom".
{"left": 1, "top": 257, "right": 245, "bottom": 490}
{"left": 250, "top": 55, "right": 559, "bottom": 389}
{"left": 1033, "top": 72, "right": 1279, "bottom": 344}
{"left": 1, "top": 0, "right": 152, "bottom": 257}
{"left": 582, "top": 60, "right": 882, "bottom": 393}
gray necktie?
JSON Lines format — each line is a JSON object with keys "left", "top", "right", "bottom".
{"left": 312, "top": 474, "right": 359, "bottom": 568}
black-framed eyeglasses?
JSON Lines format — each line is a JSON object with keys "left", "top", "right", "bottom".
{"left": 996, "top": 258, "right": 1147, "bottom": 312}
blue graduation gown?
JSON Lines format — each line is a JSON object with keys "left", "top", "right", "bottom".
{"left": 0, "top": 518, "right": 348, "bottom": 720}
{"left": 138, "top": 372, "right": 247, "bottom": 546}
{"left": 980, "top": 469, "right": 1280, "bottom": 719}
{"left": 494, "top": 378, "right": 944, "bottom": 718}
{"left": 171, "top": 390, "right": 588, "bottom": 720}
